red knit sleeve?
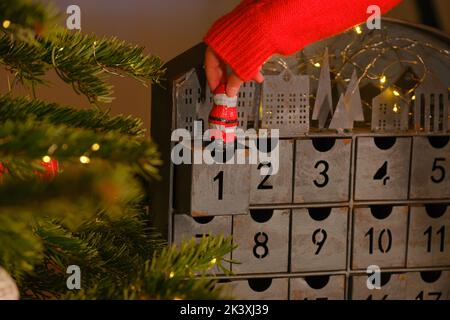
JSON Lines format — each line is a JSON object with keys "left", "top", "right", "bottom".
{"left": 204, "top": 0, "right": 401, "bottom": 81}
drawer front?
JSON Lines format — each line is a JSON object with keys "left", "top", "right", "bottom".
{"left": 232, "top": 210, "right": 290, "bottom": 274}
{"left": 410, "top": 136, "right": 450, "bottom": 199}
{"left": 354, "top": 137, "right": 411, "bottom": 201}
{"left": 291, "top": 207, "right": 348, "bottom": 272}
{"left": 352, "top": 206, "right": 408, "bottom": 269}
{"left": 294, "top": 138, "right": 351, "bottom": 203}
{"left": 290, "top": 275, "right": 346, "bottom": 300}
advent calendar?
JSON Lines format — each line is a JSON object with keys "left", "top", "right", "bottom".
{"left": 151, "top": 19, "right": 450, "bottom": 300}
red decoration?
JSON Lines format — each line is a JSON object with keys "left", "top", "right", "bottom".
{"left": 0, "top": 159, "right": 59, "bottom": 181}
{"left": 208, "top": 84, "right": 238, "bottom": 145}
{"left": 39, "top": 159, "right": 59, "bottom": 179}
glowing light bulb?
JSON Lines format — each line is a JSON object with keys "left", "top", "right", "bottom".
{"left": 91, "top": 143, "right": 100, "bottom": 151}
{"left": 393, "top": 104, "right": 399, "bottom": 113}
{"left": 79, "top": 155, "right": 90, "bottom": 164}
{"left": 355, "top": 25, "right": 363, "bottom": 35}
{"left": 169, "top": 271, "right": 175, "bottom": 279}
{"left": 393, "top": 90, "right": 400, "bottom": 97}
{"left": 411, "top": 95, "right": 416, "bottom": 101}
{"left": 380, "top": 76, "right": 387, "bottom": 84}
{"left": 210, "top": 258, "right": 217, "bottom": 265}
{"left": 3, "top": 20, "right": 11, "bottom": 29}
{"left": 314, "top": 62, "right": 321, "bottom": 68}
{"left": 42, "top": 155, "right": 51, "bottom": 163}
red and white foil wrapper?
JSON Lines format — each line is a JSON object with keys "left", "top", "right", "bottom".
{"left": 208, "top": 84, "right": 238, "bottom": 145}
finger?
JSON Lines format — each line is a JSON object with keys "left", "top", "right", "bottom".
{"left": 204, "top": 47, "right": 224, "bottom": 91}
{"left": 219, "top": 61, "right": 227, "bottom": 84}
{"left": 253, "top": 71, "right": 265, "bottom": 83}
{"left": 226, "top": 73, "right": 243, "bottom": 97}
{"left": 205, "top": 66, "right": 222, "bottom": 92}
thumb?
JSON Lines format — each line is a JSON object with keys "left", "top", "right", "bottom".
{"left": 226, "top": 73, "right": 243, "bottom": 98}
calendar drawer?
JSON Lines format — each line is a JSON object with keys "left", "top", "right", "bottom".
{"left": 173, "top": 214, "right": 232, "bottom": 274}
{"left": 219, "top": 278, "right": 289, "bottom": 300}
{"left": 351, "top": 273, "right": 407, "bottom": 300}
{"left": 232, "top": 209, "right": 290, "bottom": 274}
{"left": 294, "top": 138, "right": 351, "bottom": 203}
{"left": 406, "top": 271, "right": 450, "bottom": 300}
{"left": 173, "top": 145, "right": 250, "bottom": 216}
{"left": 352, "top": 206, "right": 408, "bottom": 269}
{"left": 249, "top": 139, "right": 294, "bottom": 204}
{"left": 290, "top": 275, "right": 346, "bottom": 300}
{"left": 410, "top": 136, "right": 450, "bottom": 199}
{"left": 291, "top": 207, "right": 348, "bottom": 272}
{"left": 407, "top": 204, "right": 450, "bottom": 267}
{"left": 173, "top": 214, "right": 232, "bottom": 243}
{"left": 354, "top": 137, "right": 411, "bottom": 201}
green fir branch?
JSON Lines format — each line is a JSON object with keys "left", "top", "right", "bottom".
{"left": 0, "top": 95, "right": 146, "bottom": 136}
{"left": 20, "top": 214, "right": 167, "bottom": 299}
{"left": 0, "top": 34, "right": 47, "bottom": 85}
{"left": 0, "top": 0, "right": 58, "bottom": 36}
{"left": 61, "top": 236, "right": 234, "bottom": 300}
{"left": 0, "top": 163, "right": 143, "bottom": 219}
{"left": 0, "top": 31, "right": 165, "bottom": 104}
{"left": 0, "top": 118, "right": 161, "bottom": 179}
{"left": 0, "top": 213, "right": 44, "bottom": 279}
{"left": 39, "top": 32, "right": 165, "bottom": 103}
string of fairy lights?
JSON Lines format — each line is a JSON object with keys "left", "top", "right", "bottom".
{"left": 2, "top": 19, "right": 103, "bottom": 167}
{"left": 41, "top": 142, "right": 101, "bottom": 165}
{"left": 264, "top": 21, "right": 450, "bottom": 116}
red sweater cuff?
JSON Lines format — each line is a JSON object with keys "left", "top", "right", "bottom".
{"left": 204, "top": 1, "right": 276, "bottom": 82}
{"left": 204, "top": 0, "right": 401, "bottom": 82}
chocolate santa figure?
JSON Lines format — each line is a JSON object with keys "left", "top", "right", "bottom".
{"left": 208, "top": 83, "right": 238, "bottom": 146}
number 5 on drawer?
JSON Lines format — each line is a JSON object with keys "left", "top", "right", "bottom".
{"left": 410, "top": 136, "right": 450, "bottom": 199}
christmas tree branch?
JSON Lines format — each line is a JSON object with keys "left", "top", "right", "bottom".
{"left": 0, "top": 95, "right": 145, "bottom": 136}
{"left": 0, "top": 163, "right": 143, "bottom": 218}
{"left": 20, "top": 214, "right": 167, "bottom": 299}
{"left": 0, "top": 118, "right": 161, "bottom": 179}
{"left": 60, "top": 236, "right": 234, "bottom": 300}
{"left": 124, "top": 236, "right": 234, "bottom": 300}
{"left": 0, "top": 213, "right": 44, "bottom": 279}
{"left": 0, "top": 34, "right": 47, "bottom": 86}
{"left": 39, "top": 32, "right": 165, "bottom": 104}
{"left": 0, "top": 0, "right": 58, "bottom": 37}
{"left": 0, "top": 30, "right": 165, "bottom": 104}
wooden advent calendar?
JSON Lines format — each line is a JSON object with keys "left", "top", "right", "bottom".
{"left": 150, "top": 19, "right": 450, "bottom": 300}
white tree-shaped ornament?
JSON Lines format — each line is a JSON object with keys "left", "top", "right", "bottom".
{"left": 0, "top": 267, "right": 19, "bottom": 300}
{"left": 329, "top": 94, "right": 353, "bottom": 131}
{"left": 344, "top": 70, "right": 364, "bottom": 122}
{"left": 312, "top": 48, "right": 333, "bottom": 129}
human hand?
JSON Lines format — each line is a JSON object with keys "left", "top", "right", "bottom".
{"left": 204, "top": 46, "right": 264, "bottom": 97}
